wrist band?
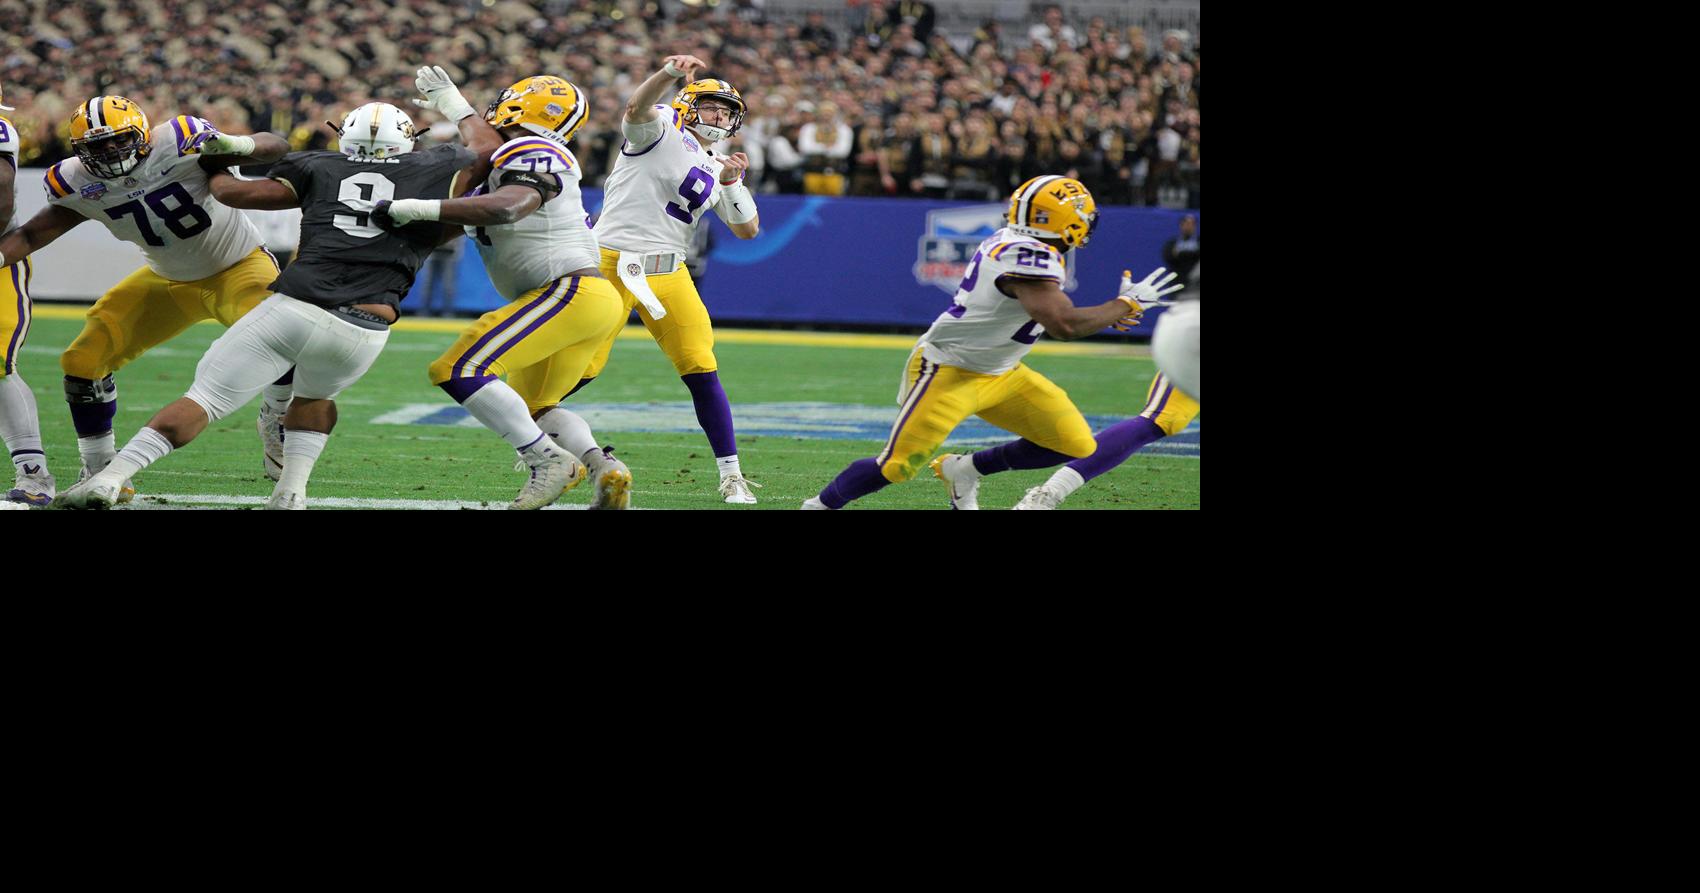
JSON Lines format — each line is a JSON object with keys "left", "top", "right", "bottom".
{"left": 663, "top": 62, "right": 685, "bottom": 78}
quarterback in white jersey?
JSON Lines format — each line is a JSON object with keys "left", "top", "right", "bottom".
{"left": 0, "top": 95, "right": 293, "bottom": 500}
{"left": 804, "top": 176, "right": 1183, "bottom": 510}
{"left": 381, "top": 70, "right": 632, "bottom": 510}
{"left": 511, "top": 54, "right": 765, "bottom": 504}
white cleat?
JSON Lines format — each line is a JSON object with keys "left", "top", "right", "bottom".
{"left": 265, "top": 490, "right": 307, "bottom": 510}
{"left": 511, "top": 439, "right": 585, "bottom": 510}
{"left": 800, "top": 496, "right": 832, "bottom": 510}
{"left": 930, "top": 453, "right": 980, "bottom": 510}
{"left": 258, "top": 404, "right": 286, "bottom": 482}
{"left": 1014, "top": 484, "right": 1065, "bottom": 510}
{"left": 8, "top": 468, "right": 56, "bottom": 507}
{"left": 587, "top": 447, "right": 632, "bottom": 510}
{"left": 77, "top": 461, "right": 135, "bottom": 504}
{"left": 719, "top": 472, "right": 761, "bottom": 504}
{"left": 54, "top": 476, "right": 122, "bottom": 510}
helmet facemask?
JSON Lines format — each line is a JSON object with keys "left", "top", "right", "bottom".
{"left": 74, "top": 126, "right": 150, "bottom": 179}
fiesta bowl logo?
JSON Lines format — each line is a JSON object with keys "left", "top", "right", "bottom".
{"left": 914, "top": 203, "right": 1004, "bottom": 293}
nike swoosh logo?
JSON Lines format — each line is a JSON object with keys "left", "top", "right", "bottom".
{"left": 734, "top": 202, "right": 742, "bottom": 211}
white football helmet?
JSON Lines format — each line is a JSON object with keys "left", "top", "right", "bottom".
{"left": 337, "top": 102, "right": 416, "bottom": 160}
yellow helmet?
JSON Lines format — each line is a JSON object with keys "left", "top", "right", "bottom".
{"left": 70, "top": 96, "right": 152, "bottom": 179}
{"left": 485, "top": 76, "right": 589, "bottom": 145}
{"left": 1007, "top": 175, "right": 1099, "bottom": 249}
{"left": 670, "top": 79, "right": 745, "bottom": 142}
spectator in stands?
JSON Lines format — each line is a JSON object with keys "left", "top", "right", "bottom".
{"left": 1028, "top": 4, "right": 1079, "bottom": 53}
{"left": 798, "top": 101, "right": 854, "bottom": 196}
{"left": 911, "top": 112, "right": 953, "bottom": 199}
{"left": 1163, "top": 214, "right": 1201, "bottom": 290}
{"left": 878, "top": 112, "right": 920, "bottom": 196}
{"left": 799, "top": 11, "right": 838, "bottom": 53}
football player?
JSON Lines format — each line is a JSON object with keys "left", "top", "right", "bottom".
{"left": 999, "top": 300, "right": 1199, "bottom": 510}
{"left": 801, "top": 175, "right": 1182, "bottom": 510}
{"left": 0, "top": 95, "right": 292, "bottom": 503}
{"left": 0, "top": 83, "right": 54, "bottom": 506}
{"left": 55, "top": 86, "right": 497, "bottom": 510}
{"left": 512, "top": 54, "right": 764, "bottom": 504}
{"left": 378, "top": 70, "right": 631, "bottom": 510}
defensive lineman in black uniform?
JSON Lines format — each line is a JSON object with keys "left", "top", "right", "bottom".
{"left": 58, "top": 73, "right": 500, "bottom": 509}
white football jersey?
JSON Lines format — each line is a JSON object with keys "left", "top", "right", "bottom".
{"left": 465, "top": 136, "right": 600, "bottom": 302}
{"left": 593, "top": 106, "right": 736, "bottom": 256}
{"left": 919, "top": 228, "right": 1068, "bottom": 375}
{"left": 44, "top": 121, "right": 261, "bottom": 281}
{"left": 1, "top": 114, "right": 19, "bottom": 236}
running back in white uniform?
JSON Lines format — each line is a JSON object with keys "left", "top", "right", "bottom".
{"left": 919, "top": 227, "right": 1068, "bottom": 375}
{"left": 593, "top": 105, "right": 741, "bottom": 255}
{"left": 43, "top": 120, "right": 261, "bottom": 281}
{"left": 466, "top": 135, "right": 600, "bottom": 300}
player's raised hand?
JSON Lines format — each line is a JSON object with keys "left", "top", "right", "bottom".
{"left": 662, "top": 55, "right": 708, "bottom": 80}
{"left": 412, "top": 64, "right": 475, "bottom": 121}
{"left": 1116, "top": 267, "right": 1185, "bottom": 315}
{"left": 717, "top": 151, "right": 750, "bottom": 184}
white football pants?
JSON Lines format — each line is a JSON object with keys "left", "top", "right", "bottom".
{"left": 185, "top": 294, "right": 389, "bottom": 422}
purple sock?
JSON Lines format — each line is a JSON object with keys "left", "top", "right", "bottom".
{"left": 970, "top": 438, "right": 1076, "bottom": 475}
{"left": 681, "top": 371, "right": 738, "bottom": 458}
{"left": 1068, "top": 417, "right": 1165, "bottom": 482}
{"left": 820, "top": 458, "right": 890, "bottom": 509}
{"left": 439, "top": 375, "right": 497, "bottom": 404}
{"left": 65, "top": 374, "right": 118, "bottom": 438}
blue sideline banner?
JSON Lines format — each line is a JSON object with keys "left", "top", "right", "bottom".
{"left": 405, "top": 191, "right": 1198, "bottom": 328}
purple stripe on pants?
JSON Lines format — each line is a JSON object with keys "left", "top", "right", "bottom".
{"left": 451, "top": 278, "right": 564, "bottom": 378}
{"left": 879, "top": 360, "right": 935, "bottom": 465}
{"left": 479, "top": 278, "right": 579, "bottom": 370}
{"left": 5, "top": 263, "right": 22, "bottom": 374}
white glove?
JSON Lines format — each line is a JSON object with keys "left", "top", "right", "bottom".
{"left": 177, "top": 119, "right": 256, "bottom": 157}
{"left": 1116, "top": 267, "right": 1185, "bottom": 314}
{"left": 411, "top": 65, "right": 476, "bottom": 121}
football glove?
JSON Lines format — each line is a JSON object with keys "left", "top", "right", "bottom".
{"left": 1116, "top": 267, "right": 1185, "bottom": 315}
{"left": 177, "top": 120, "right": 257, "bottom": 157}
{"left": 411, "top": 65, "right": 476, "bottom": 121}
{"left": 372, "top": 199, "right": 440, "bottom": 228}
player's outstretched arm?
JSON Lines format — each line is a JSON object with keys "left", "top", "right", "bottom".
{"left": 180, "top": 119, "right": 290, "bottom": 169}
{"left": 714, "top": 151, "right": 759, "bottom": 238}
{"left": 207, "top": 169, "right": 300, "bottom": 210}
{"left": 375, "top": 184, "right": 543, "bottom": 229}
{"left": 0, "top": 204, "right": 87, "bottom": 269}
{"left": 626, "top": 55, "right": 706, "bottom": 125}
{"left": 1008, "top": 277, "right": 1146, "bottom": 341}
{"left": 412, "top": 64, "right": 500, "bottom": 196}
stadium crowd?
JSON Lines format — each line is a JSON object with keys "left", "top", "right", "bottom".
{"left": 1, "top": 0, "right": 1199, "bottom": 206}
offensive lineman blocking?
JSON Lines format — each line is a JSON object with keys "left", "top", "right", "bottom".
{"left": 56, "top": 89, "right": 495, "bottom": 510}
{"left": 514, "top": 54, "right": 764, "bottom": 504}
{"left": 0, "top": 95, "right": 294, "bottom": 502}
{"left": 378, "top": 68, "right": 631, "bottom": 510}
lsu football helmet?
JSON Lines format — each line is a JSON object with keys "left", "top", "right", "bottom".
{"left": 1006, "top": 175, "right": 1099, "bottom": 249}
{"left": 485, "top": 76, "right": 589, "bottom": 145}
{"left": 336, "top": 102, "right": 416, "bottom": 160}
{"left": 671, "top": 79, "right": 745, "bottom": 143}
{"left": 70, "top": 96, "right": 152, "bottom": 179}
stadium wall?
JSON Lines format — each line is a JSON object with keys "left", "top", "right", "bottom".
{"left": 16, "top": 172, "right": 1196, "bottom": 329}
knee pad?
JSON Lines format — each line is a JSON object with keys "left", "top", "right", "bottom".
{"left": 880, "top": 455, "right": 922, "bottom": 483}
{"left": 61, "top": 348, "right": 111, "bottom": 382}
{"left": 1060, "top": 432, "right": 1098, "bottom": 459}
{"left": 182, "top": 385, "right": 235, "bottom": 423}
{"left": 64, "top": 374, "right": 117, "bottom": 405}
{"left": 426, "top": 355, "right": 456, "bottom": 386}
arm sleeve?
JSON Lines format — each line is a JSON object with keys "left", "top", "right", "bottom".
{"left": 621, "top": 108, "right": 670, "bottom": 150}
{"left": 496, "top": 169, "right": 563, "bottom": 205}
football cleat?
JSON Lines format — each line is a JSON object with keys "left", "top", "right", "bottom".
{"left": 54, "top": 476, "right": 122, "bottom": 510}
{"left": 930, "top": 453, "right": 980, "bottom": 511}
{"left": 1013, "top": 484, "right": 1065, "bottom": 511}
{"left": 800, "top": 496, "right": 831, "bottom": 510}
{"left": 718, "top": 472, "right": 761, "bottom": 505}
{"left": 258, "top": 404, "right": 286, "bottom": 482}
{"left": 511, "top": 439, "right": 585, "bottom": 510}
{"left": 265, "top": 490, "right": 307, "bottom": 511}
{"left": 8, "top": 468, "right": 56, "bottom": 507}
{"left": 586, "top": 447, "right": 632, "bottom": 511}
{"left": 76, "top": 461, "right": 135, "bottom": 504}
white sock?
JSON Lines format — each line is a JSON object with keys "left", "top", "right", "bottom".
{"left": 277, "top": 429, "right": 329, "bottom": 495}
{"left": 1048, "top": 466, "right": 1086, "bottom": 498}
{"left": 0, "top": 374, "right": 45, "bottom": 474}
{"left": 103, "top": 427, "right": 173, "bottom": 482}
{"left": 462, "top": 382, "right": 547, "bottom": 451}
{"left": 78, "top": 431, "right": 117, "bottom": 469}
{"left": 535, "top": 406, "right": 599, "bottom": 457}
{"left": 717, "top": 455, "right": 742, "bottom": 480}
{"left": 262, "top": 382, "right": 293, "bottom": 415}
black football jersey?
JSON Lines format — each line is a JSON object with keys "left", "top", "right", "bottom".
{"left": 267, "top": 144, "right": 476, "bottom": 309}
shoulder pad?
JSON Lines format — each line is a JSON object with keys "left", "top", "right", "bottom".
{"left": 490, "top": 137, "right": 574, "bottom": 175}
{"left": 44, "top": 161, "right": 79, "bottom": 199}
